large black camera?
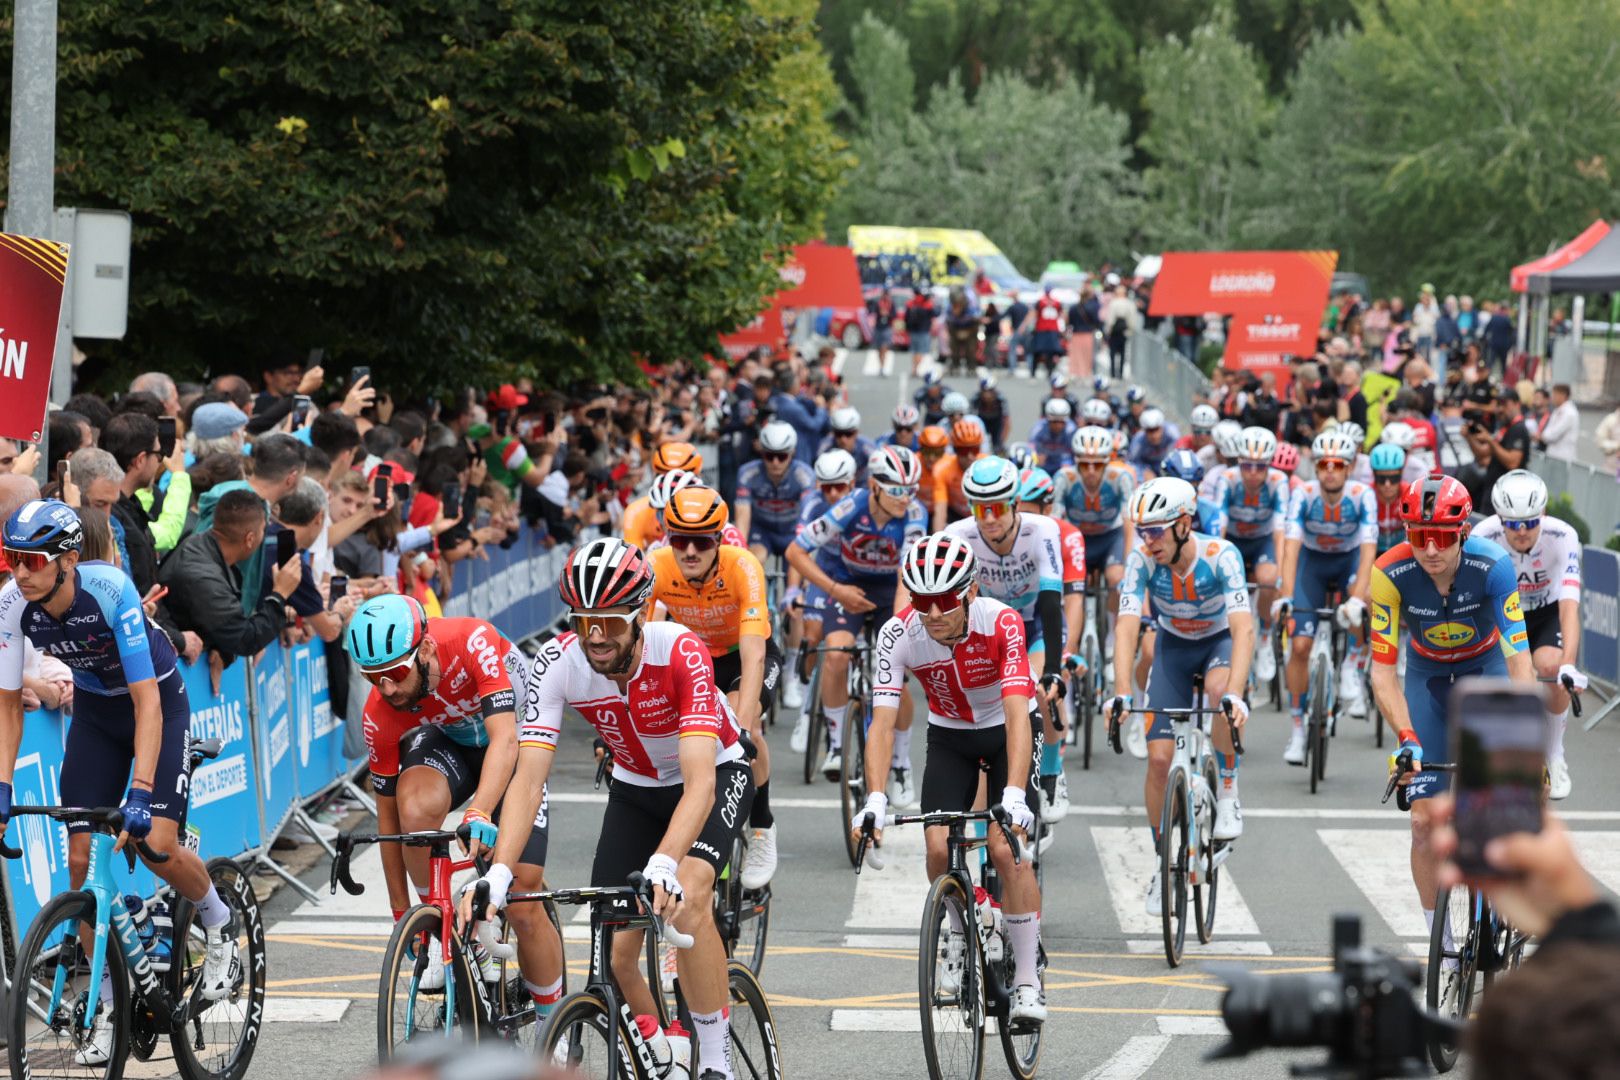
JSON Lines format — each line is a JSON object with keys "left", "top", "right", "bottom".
{"left": 1212, "top": 914, "right": 1444, "bottom": 1078}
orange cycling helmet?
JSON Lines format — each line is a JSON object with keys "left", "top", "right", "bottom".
{"left": 651, "top": 441, "right": 703, "bottom": 476}
{"left": 950, "top": 418, "right": 984, "bottom": 449}
{"left": 663, "top": 486, "right": 729, "bottom": 533}
{"left": 919, "top": 426, "right": 949, "bottom": 450}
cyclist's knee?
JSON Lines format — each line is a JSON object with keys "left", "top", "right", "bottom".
{"left": 1146, "top": 741, "right": 1174, "bottom": 772}
{"left": 395, "top": 782, "right": 449, "bottom": 830}
{"left": 67, "top": 843, "right": 89, "bottom": 884}
{"left": 1532, "top": 650, "right": 1561, "bottom": 680}
{"left": 1289, "top": 636, "right": 1313, "bottom": 660}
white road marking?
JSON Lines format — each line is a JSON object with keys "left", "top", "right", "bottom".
{"left": 1080, "top": 1035, "right": 1173, "bottom": 1080}
{"left": 1156, "top": 1015, "right": 1227, "bottom": 1035}
{"left": 846, "top": 821, "right": 931, "bottom": 929}
{"left": 251, "top": 998, "right": 351, "bottom": 1023}
{"left": 1318, "top": 829, "right": 1426, "bottom": 938}
{"left": 830, "top": 1008, "right": 919, "bottom": 1032}
{"left": 1124, "top": 939, "right": 1272, "bottom": 956}
{"left": 842, "top": 933, "right": 917, "bottom": 950}
{"left": 271, "top": 919, "right": 394, "bottom": 937}
{"left": 1568, "top": 832, "right": 1620, "bottom": 898}
{"left": 1090, "top": 827, "right": 1259, "bottom": 936}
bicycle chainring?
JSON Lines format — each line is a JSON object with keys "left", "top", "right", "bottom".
{"left": 130, "top": 1002, "right": 160, "bottom": 1060}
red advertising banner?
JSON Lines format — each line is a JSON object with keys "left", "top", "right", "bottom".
{"left": 0, "top": 233, "right": 70, "bottom": 442}
{"left": 1148, "top": 250, "right": 1338, "bottom": 316}
{"left": 1222, "top": 312, "right": 1324, "bottom": 392}
{"left": 721, "top": 243, "right": 863, "bottom": 358}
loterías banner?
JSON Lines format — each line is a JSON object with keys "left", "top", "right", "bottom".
{"left": 0, "top": 233, "right": 71, "bottom": 442}
{"left": 1147, "top": 250, "right": 1338, "bottom": 317}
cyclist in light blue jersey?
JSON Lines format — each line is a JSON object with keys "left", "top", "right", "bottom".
{"left": 1212, "top": 427, "right": 1290, "bottom": 683}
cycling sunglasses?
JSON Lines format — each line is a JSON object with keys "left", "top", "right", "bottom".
{"left": 361, "top": 649, "right": 419, "bottom": 687}
{"left": 1407, "top": 527, "right": 1462, "bottom": 550}
{"left": 911, "top": 589, "right": 967, "bottom": 615}
{"left": 1373, "top": 473, "right": 1403, "bottom": 485}
{"left": 833, "top": 429, "right": 859, "bottom": 439}
{"left": 1239, "top": 462, "right": 1269, "bottom": 473}
{"left": 668, "top": 532, "right": 721, "bottom": 553}
{"left": 762, "top": 451, "right": 792, "bottom": 464}
{"left": 571, "top": 611, "right": 639, "bottom": 638}
{"left": 819, "top": 483, "right": 851, "bottom": 501}
{"left": 1077, "top": 460, "right": 1108, "bottom": 471}
{"left": 970, "top": 499, "right": 1016, "bottom": 521}
{"left": 1502, "top": 517, "right": 1542, "bottom": 531}
{"left": 875, "top": 482, "right": 917, "bottom": 501}
{"left": 3, "top": 549, "right": 56, "bottom": 574}
{"left": 1137, "top": 525, "right": 1171, "bottom": 544}
{"left": 1315, "top": 459, "right": 1349, "bottom": 474}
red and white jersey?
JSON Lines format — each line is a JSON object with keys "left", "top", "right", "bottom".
{"left": 873, "top": 598, "right": 1034, "bottom": 730}
{"left": 1055, "top": 518, "right": 1086, "bottom": 588}
{"left": 521, "top": 621, "right": 745, "bottom": 787}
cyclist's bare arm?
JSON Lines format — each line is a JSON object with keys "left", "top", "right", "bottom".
{"left": 1559, "top": 597, "right": 1581, "bottom": 669}
{"left": 734, "top": 501, "right": 753, "bottom": 539}
{"left": 1278, "top": 536, "right": 1302, "bottom": 599}
{"left": 786, "top": 542, "right": 838, "bottom": 595}
{"left": 1352, "top": 542, "right": 1376, "bottom": 604}
{"left": 735, "top": 634, "right": 767, "bottom": 730}
{"left": 1226, "top": 609, "right": 1255, "bottom": 697}
{"left": 1112, "top": 613, "right": 1143, "bottom": 696}
{"left": 1001, "top": 695, "right": 1034, "bottom": 795}
{"left": 491, "top": 743, "right": 556, "bottom": 872}
{"left": 0, "top": 687, "right": 21, "bottom": 791}
{"left": 469, "top": 711, "right": 519, "bottom": 839}
{"left": 1371, "top": 663, "right": 1408, "bottom": 738}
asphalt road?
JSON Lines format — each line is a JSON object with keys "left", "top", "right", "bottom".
{"left": 224, "top": 356, "right": 1620, "bottom": 1080}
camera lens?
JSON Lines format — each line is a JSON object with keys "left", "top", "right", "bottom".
{"left": 1221, "top": 972, "right": 1345, "bottom": 1052}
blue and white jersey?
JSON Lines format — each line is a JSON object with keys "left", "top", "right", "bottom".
{"left": 1212, "top": 465, "right": 1289, "bottom": 540}
{"left": 1285, "top": 479, "right": 1378, "bottom": 554}
{"left": 876, "top": 430, "right": 920, "bottom": 452}
{"left": 735, "top": 458, "right": 816, "bottom": 532}
{"left": 816, "top": 434, "right": 879, "bottom": 480}
{"left": 0, "top": 561, "right": 178, "bottom": 696}
{"left": 1027, "top": 420, "right": 1078, "bottom": 472}
{"left": 796, "top": 491, "right": 846, "bottom": 579}
{"left": 794, "top": 489, "right": 927, "bottom": 586}
{"left": 943, "top": 514, "right": 1063, "bottom": 624}
{"left": 1126, "top": 429, "right": 1180, "bottom": 475}
{"left": 1059, "top": 462, "right": 1135, "bottom": 534}
{"left": 1119, "top": 534, "right": 1251, "bottom": 641}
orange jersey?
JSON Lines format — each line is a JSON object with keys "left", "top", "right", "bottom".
{"left": 622, "top": 496, "right": 662, "bottom": 551}
{"left": 649, "top": 544, "right": 771, "bottom": 655}
{"left": 933, "top": 454, "right": 972, "bottom": 516}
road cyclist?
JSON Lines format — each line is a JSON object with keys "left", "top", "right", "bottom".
{"left": 785, "top": 449, "right": 858, "bottom": 748}
{"left": 624, "top": 442, "right": 705, "bottom": 551}
{"left": 733, "top": 420, "right": 816, "bottom": 576}
{"left": 1211, "top": 426, "right": 1289, "bottom": 686}
{"left": 1015, "top": 467, "right": 1086, "bottom": 804}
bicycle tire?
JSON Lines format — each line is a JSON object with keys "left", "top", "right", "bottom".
{"left": 801, "top": 661, "right": 824, "bottom": 785}
{"left": 1194, "top": 757, "right": 1220, "bottom": 945}
{"left": 1160, "top": 769, "right": 1191, "bottom": 967}
{"left": 724, "top": 961, "right": 784, "bottom": 1080}
{"left": 918, "top": 874, "right": 984, "bottom": 1080}
{"left": 538, "top": 990, "right": 643, "bottom": 1079}
{"left": 1081, "top": 633, "right": 1102, "bottom": 770}
{"left": 839, "top": 692, "right": 867, "bottom": 867}
{"left": 9, "top": 889, "right": 131, "bottom": 1080}
{"left": 167, "top": 857, "right": 267, "bottom": 1080}
{"left": 995, "top": 940, "right": 1044, "bottom": 1080}
{"left": 1307, "top": 655, "right": 1328, "bottom": 793}
{"left": 378, "top": 904, "right": 478, "bottom": 1062}
{"left": 1426, "top": 885, "right": 1479, "bottom": 1074}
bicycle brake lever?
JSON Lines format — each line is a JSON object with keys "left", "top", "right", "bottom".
{"left": 0, "top": 834, "right": 20, "bottom": 860}
{"left": 990, "top": 806, "right": 1022, "bottom": 867}
{"left": 1563, "top": 675, "right": 1583, "bottom": 718}
{"left": 333, "top": 833, "right": 365, "bottom": 896}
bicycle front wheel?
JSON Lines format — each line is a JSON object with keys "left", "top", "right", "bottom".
{"left": 9, "top": 890, "right": 131, "bottom": 1080}
{"left": 1160, "top": 769, "right": 1191, "bottom": 967}
{"left": 1194, "top": 760, "right": 1220, "bottom": 945}
{"left": 724, "top": 961, "right": 783, "bottom": 1080}
{"left": 918, "top": 875, "right": 984, "bottom": 1080}
{"left": 839, "top": 693, "right": 867, "bottom": 867}
{"left": 801, "top": 661, "right": 825, "bottom": 785}
{"left": 168, "top": 857, "right": 267, "bottom": 1080}
{"left": 378, "top": 905, "right": 476, "bottom": 1062}
{"left": 1426, "top": 885, "right": 1480, "bottom": 1073}
{"left": 1307, "top": 655, "right": 1329, "bottom": 793}
{"left": 538, "top": 991, "right": 640, "bottom": 1079}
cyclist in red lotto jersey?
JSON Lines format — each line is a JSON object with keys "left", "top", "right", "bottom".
{"left": 465, "top": 537, "right": 753, "bottom": 1080}
{"left": 348, "top": 595, "right": 563, "bottom": 1013}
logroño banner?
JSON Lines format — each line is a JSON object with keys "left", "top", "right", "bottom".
{"left": 0, "top": 233, "right": 71, "bottom": 442}
{"left": 1148, "top": 250, "right": 1338, "bottom": 317}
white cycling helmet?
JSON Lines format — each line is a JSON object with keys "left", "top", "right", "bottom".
{"left": 648, "top": 469, "right": 701, "bottom": 510}
{"left": 1072, "top": 425, "right": 1114, "bottom": 462}
{"left": 1491, "top": 469, "right": 1548, "bottom": 521}
{"left": 1129, "top": 477, "right": 1197, "bottom": 527}
{"left": 1126, "top": 385, "right": 1147, "bottom": 404}
{"left": 830, "top": 406, "right": 861, "bottom": 434}
{"left": 962, "top": 456, "right": 1021, "bottom": 504}
{"left": 1050, "top": 372, "right": 1071, "bottom": 390}
{"left": 814, "top": 449, "right": 857, "bottom": 486}
{"left": 1379, "top": 421, "right": 1417, "bottom": 450}
{"left": 1044, "top": 398, "right": 1072, "bottom": 420}
{"left": 892, "top": 404, "right": 920, "bottom": 428}
{"left": 868, "top": 444, "right": 922, "bottom": 488}
{"left": 943, "top": 391, "right": 969, "bottom": 417}
{"left": 1189, "top": 404, "right": 1219, "bottom": 433}
{"left": 1213, "top": 419, "right": 1244, "bottom": 459}
{"left": 1140, "top": 406, "right": 1165, "bottom": 431}
{"left": 1338, "top": 421, "right": 1366, "bottom": 450}
{"left": 758, "top": 421, "right": 797, "bottom": 454}
{"left": 901, "top": 532, "right": 977, "bottom": 597}
{"left": 1237, "top": 426, "right": 1278, "bottom": 464}
{"left": 1081, "top": 398, "right": 1114, "bottom": 425}
{"left": 1311, "top": 429, "right": 1359, "bottom": 464}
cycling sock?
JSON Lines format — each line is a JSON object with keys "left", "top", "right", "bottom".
{"left": 825, "top": 703, "right": 847, "bottom": 751}
{"left": 195, "top": 885, "right": 232, "bottom": 930}
{"left": 784, "top": 645, "right": 800, "bottom": 677}
{"left": 750, "top": 781, "right": 774, "bottom": 829}
{"left": 1547, "top": 708, "right": 1570, "bottom": 761}
{"left": 416, "top": 884, "right": 434, "bottom": 906}
{"left": 99, "top": 972, "right": 113, "bottom": 1011}
{"left": 1149, "top": 825, "right": 1160, "bottom": 851}
{"left": 526, "top": 976, "right": 563, "bottom": 1016}
{"left": 892, "top": 727, "right": 911, "bottom": 769}
{"left": 1423, "top": 908, "right": 1435, "bottom": 934}
{"left": 1006, "top": 912, "right": 1040, "bottom": 989}
{"left": 1040, "top": 744, "right": 1062, "bottom": 777}
{"left": 1217, "top": 753, "right": 1240, "bottom": 798}
{"left": 690, "top": 1007, "right": 732, "bottom": 1078}
{"left": 1290, "top": 693, "right": 1305, "bottom": 727}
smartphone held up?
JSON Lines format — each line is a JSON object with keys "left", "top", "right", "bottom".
{"left": 1450, "top": 677, "right": 1547, "bottom": 879}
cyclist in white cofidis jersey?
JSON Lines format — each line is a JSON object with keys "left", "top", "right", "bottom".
{"left": 856, "top": 533, "right": 1047, "bottom": 1024}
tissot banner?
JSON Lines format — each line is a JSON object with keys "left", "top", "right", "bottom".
{"left": 1148, "top": 250, "right": 1338, "bottom": 317}
{"left": 1223, "top": 310, "right": 1323, "bottom": 385}
{"left": 0, "top": 232, "right": 71, "bottom": 442}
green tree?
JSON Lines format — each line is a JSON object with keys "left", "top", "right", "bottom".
{"left": 0, "top": 0, "right": 847, "bottom": 392}
{"left": 1139, "top": 17, "right": 1274, "bottom": 249}
{"left": 1230, "top": 0, "right": 1357, "bottom": 93}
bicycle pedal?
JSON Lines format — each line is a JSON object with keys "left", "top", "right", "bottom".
{"left": 1210, "top": 844, "right": 1234, "bottom": 869}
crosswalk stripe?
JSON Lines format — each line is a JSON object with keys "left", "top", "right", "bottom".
{"left": 1080, "top": 1035, "right": 1173, "bottom": 1079}
{"left": 1156, "top": 1015, "right": 1226, "bottom": 1035}
{"left": 1090, "top": 827, "right": 1259, "bottom": 936}
{"left": 271, "top": 920, "right": 393, "bottom": 937}
{"left": 1317, "top": 828, "right": 1426, "bottom": 938}
{"left": 248, "top": 998, "right": 350, "bottom": 1023}
{"left": 1124, "top": 940, "right": 1272, "bottom": 957}
{"left": 846, "top": 822, "right": 932, "bottom": 929}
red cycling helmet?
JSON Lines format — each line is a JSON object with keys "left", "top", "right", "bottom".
{"left": 559, "top": 537, "right": 655, "bottom": 610}
{"left": 1271, "top": 443, "right": 1299, "bottom": 473}
{"left": 1399, "top": 474, "right": 1471, "bottom": 527}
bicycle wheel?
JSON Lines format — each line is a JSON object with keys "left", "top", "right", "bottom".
{"left": 8, "top": 890, "right": 131, "bottom": 1080}
{"left": 1426, "top": 885, "right": 1480, "bottom": 1073}
{"left": 1160, "top": 769, "right": 1191, "bottom": 967}
{"left": 378, "top": 904, "right": 477, "bottom": 1062}
{"left": 839, "top": 693, "right": 867, "bottom": 867}
{"left": 995, "top": 941, "right": 1044, "bottom": 1080}
{"left": 724, "top": 961, "right": 783, "bottom": 1080}
{"left": 1080, "top": 633, "right": 1101, "bottom": 770}
{"left": 918, "top": 874, "right": 984, "bottom": 1080}
{"left": 1194, "top": 759, "right": 1220, "bottom": 946}
{"left": 167, "top": 857, "right": 267, "bottom": 1080}
{"left": 736, "top": 884, "right": 770, "bottom": 978}
{"left": 538, "top": 991, "right": 639, "bottom": 1079}
{"left": 1307, "top": 655, "right": 1329, "bottom": 793}
{"left": 801, "top": 661, "right": 824, "bottom": 785}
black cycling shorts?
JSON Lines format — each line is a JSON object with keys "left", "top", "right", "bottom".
{"left": 590, "top": 760, "right": 754, "bottom": 901}
{"left": 919, "top": 715, "right": 1042, "bottom": 819}
{"left": 398, "top": 724, "right": 550, "bottom": 867}
{"left": 710, "top": 639, "right": 783, "bottom": 717}
{"left": 64, "top": 674, "right": 192, "bottom": 835}
{"left": 1523, "top": 603, "right": 1562, "bottom": 653}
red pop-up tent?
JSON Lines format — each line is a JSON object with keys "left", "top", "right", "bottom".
{"left": 1511, "top": 219, "right": 1610, "bottom": 293}
{"left": 720, "top": 242, "right": 864, "bottom": 358}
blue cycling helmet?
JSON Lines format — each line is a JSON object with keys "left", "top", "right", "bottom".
{"left": 1006, "top": 443, "right": 1037, "bottom": 470}
{"left": 962, "top": 456, "right": 1021, "bottom": 503}
{"left": 346, "top": 594, "right": 429, "bottom": 670}
{"left": 1369, "top": 444, "right": 1406, "bottom": 474}
{"left": 1018, "top": 467, "right": 1055, "bottom": 505}
{"left": 1161, "top": 449, "right": 1205, "bottom": 486}
{"left": 3, "top": 500, "right": 82, "bottom": 559}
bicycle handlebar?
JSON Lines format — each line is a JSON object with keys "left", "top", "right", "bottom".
{"left": 626, "top": 872, "right": 696, "bottom": 950}
{"left": 1540, "top": 674, "right": 1584, "bottom": 718}
{"left": 854, "top": 812, "right": 885, "bottom": 874}
{"left": 0, "top": 806, "right": 168, "bottom": 868}
{"left": 883, "top": 806, "right": 1023, "bottom": 866}
{"left": 1381, "top": 750, "right": 1458, "bottom": 810}
{"left": 329, "top": 825, "right": 477, "bottom": 896}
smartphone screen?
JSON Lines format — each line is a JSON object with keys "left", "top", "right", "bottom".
{"left": 462, "top": 487, "right": 480, "bottom": 524}
{"left": 157, "top": 417, "right": 177, "bottom": 458}
{"left": 372, "top": 474, "right": 390, "bottom": 508}
{"left": 350, "top": 366, "right": 370, "bottom": 388}
{"left": 1450, "top": 677, "right": 1546, "bottom": 878}
{"left": 328, "top": 574, "right": 349, "bottom": 608}
{"left": 274, "top": 529, "right": 298, "bottom": 568}
{"left": 440, "top": 482, "right": 460, "bottom": 520}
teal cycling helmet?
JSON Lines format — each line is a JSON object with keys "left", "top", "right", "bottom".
{"left": 346, "top": 594, "right": 429, "bottom": 671}
{"left": 1368, "top": 444, "right": 1406, "bottom": 474}
{"left": 1018, "top": 467, "right": 1055, "bottom": 505}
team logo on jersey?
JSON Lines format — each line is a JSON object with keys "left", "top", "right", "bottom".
{"left": 1370, "top": 605, "right": 1390, "bottom": 634}
{"left": 1503, "top": 591, "right": 1523, "bottom": 621}
{"left": 1423, "top": 622, "right": 1476, "bottom": 648}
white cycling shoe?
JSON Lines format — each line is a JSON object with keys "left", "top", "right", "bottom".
{"left": 789, "top": 711, "right": 809, "bottom": 753}
{"left": 1125, "top": 715, "right": 1148, "bottom": 759}
{"left": 74, "top": 1005, "right": 114, "bottom": 1066}
{"left": 782, "top": 676, "right": 805, "bottom": 712}
{"left": 820, "top": 749, "right": 842, "bottom": 782}
{"left": 889, "top": 767, "right": 917, "bottom": 808}
{"left": 1047, "top": 771, "right": 1070, "bottom": 823}
{"left": 1339, "top": 664, "right": 1367, "bottom": 718}
{"left": 1009, "top": 984, "right": 1047, "bottom": 1024}
{"left": 418, "top": 935, "right": 446, "bottom": 991}
{"left": 740, "top": 825, "right": 778, "bottom": 889}
{"left": 1283, "top": 725, "right": 1308, "bottom": 766}
{"left": 1144, "top": 871, "right": 1162, "bottom": 917}
{"left": 936, "top": 931, "right": 967, "bottom": 995}
{"left": 1254, "top": 641, "right": 1277, "bottom": 683}
{"left": 1214, "top": 798, "right": 1243, "bottom": 841}
{"left": 1548, "top": 758, "right": 1572, "bottom": 800}
{"left": 201, "top": 926, "right": 242, "bottom": 1001}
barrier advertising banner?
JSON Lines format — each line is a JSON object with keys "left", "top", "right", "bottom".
{"left": 1581, "top": 546, "right": 1620, "bottom": 685}
{"left": 292, "top": 639, "right": 351, "bottom": 801}
{"left": 0, "top": 233, "right": 72, "bottom": 442}
{"left": 253, "top": 644, "right": 298, "bottom": 830}
{"left": 1148, "top": 250, "right": 1338, "bottom": 317}
{"left": 182, "top": 657, "right": 261, "bottom": 855}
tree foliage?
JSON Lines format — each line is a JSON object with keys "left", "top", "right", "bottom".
{"left": 0, "top": 0, "right": 848, "bottom": 391}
